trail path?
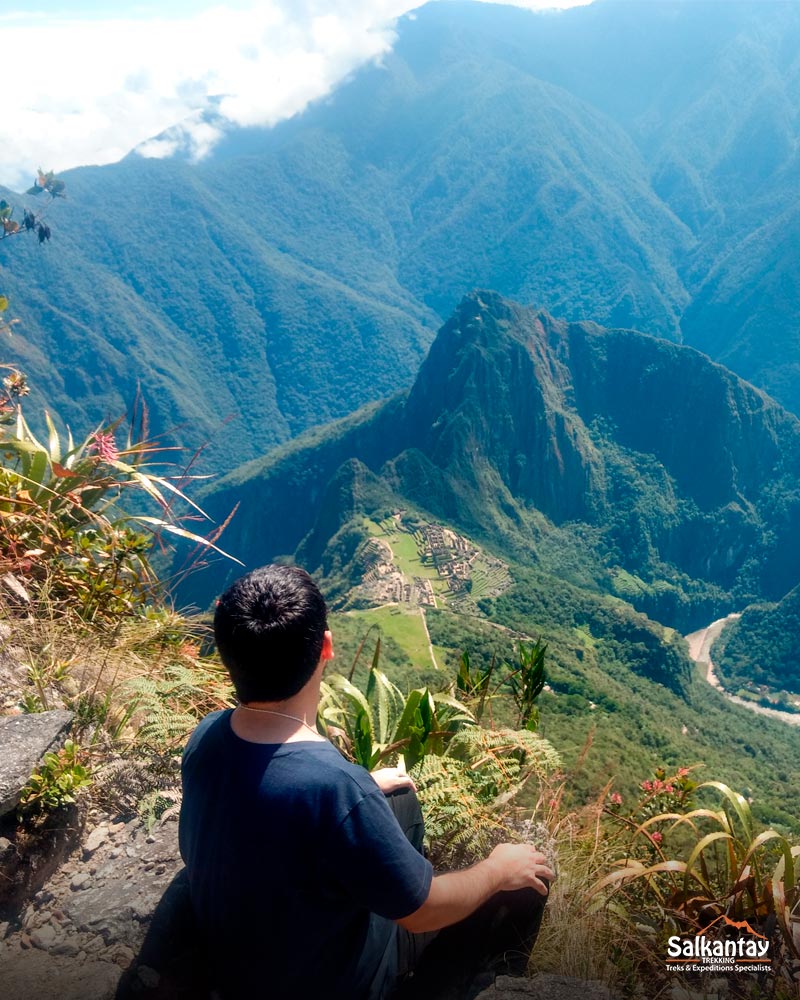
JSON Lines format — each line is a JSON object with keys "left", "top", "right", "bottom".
{"left": 418, "top": 608, "right": 439, "bottom": 671}
{"left": 685, "top": 614, "right": 800, "bottom": 727}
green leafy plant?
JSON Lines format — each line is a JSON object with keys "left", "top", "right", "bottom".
{"left": 126, "top": 660, "right": 233, "bottom": 750}
{"left": 413, "top": 726, "right": 561, "bottom": 867}
{"left": 0, "top": 404, "right": 239, "bottom": 621}
{"left": 508, "top": 638, "right": 547, "bottom": 731}
{"left": 456, "top": 650, "right": 496, "bottom": 723}
{"left": 319, "top": 664, "right": 474, "bottom": 771}
{"left": 590, "top": 772, "right": 800, "bottom": 992}
{"left": 18, "top": 739, "right": 91, "bottom": 817}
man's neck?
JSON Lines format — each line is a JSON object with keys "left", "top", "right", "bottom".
{"left": 230, "top": 673, "right": 325, "bottom": 744}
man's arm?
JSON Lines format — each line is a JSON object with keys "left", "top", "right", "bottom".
{"left": 397, "top": 843, "right": 554, "bottom": 934}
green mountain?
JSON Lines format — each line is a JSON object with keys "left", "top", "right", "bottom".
{"left": 13, "top": 1, "right": 800, "bottom": 469}
{"left": 714, "top": 586, "right": 800, "bottom": 695}
{"left": 192, "top": 292, "right": 800, "bottom": 630}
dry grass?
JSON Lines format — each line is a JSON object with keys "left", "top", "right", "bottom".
{"left": 529, "top": 783, "right": 636, "bottom": 991}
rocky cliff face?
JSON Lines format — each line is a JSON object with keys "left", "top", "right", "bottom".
{"left": 191, "top": 292, "right": 800, "bottom": 624}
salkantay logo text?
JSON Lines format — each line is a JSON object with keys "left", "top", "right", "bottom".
{"left": 665, "top": 916, "right": 771, "bottom": 975}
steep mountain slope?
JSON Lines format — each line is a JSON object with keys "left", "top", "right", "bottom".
{"left": 1, "top": 2, "right": 698, "bottom": 467}
{"left": 192, "top": 293, "right": 800, "bottom": 627}
{"left": 0, "top": 163, "right": 435, "bottom": 467}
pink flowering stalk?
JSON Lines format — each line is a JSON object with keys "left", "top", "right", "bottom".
{"left": 90, "top": 431, "right": 119, "bottom": 463}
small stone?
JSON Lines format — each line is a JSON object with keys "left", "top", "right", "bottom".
{"left": 109, "top": 821, "right": 126, "bottom": 835}
{"left": 0, "top": 836, "right": 13, "bottom": 856}
{"left": 19, "top": 932, "right": 32, "bottom": 949}
{"left": 85, "top": 934, "right": 106, "bottom": 954}
{"left": 31, "top": 924, "right": 58, "bottom": 950}
{"left": 131, "top": 899, "right": 153, "bottom": 921}
{"left": 77, "top": 950, "right": 87, "bottom": 963}
{"left": 71, "top": 872, "right": 90, "bottom": 890}
{"left": 137, "top": 966, "right": 161, "bottom": 989}
{"left": 109, "top": 847, "right": 121, "bottom": 859}
{"left": 145, "top": 835, "right": 156, "bottom": 844}
{"left": 51, "top": 940, "right": 80, "bottom": 957}
{"left": 0, "top": 921, "right": 9, "bottom": 940}
{"left": 154, "top": 864, "right": 166, "bottom": 876}
{"left": 111, "top": 944, "right": 136, "bottom": 969}
{"left": 83, "top": 824, "right": 109, "bottom": 857}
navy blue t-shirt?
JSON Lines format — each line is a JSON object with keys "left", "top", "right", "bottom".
{"left": 179, "top": 710, "right": 433, "bottom": 999}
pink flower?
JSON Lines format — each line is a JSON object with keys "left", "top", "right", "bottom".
{"left": 677, "top": 767, "right": 690, "bottom": 777}
{"left": 90, "top": 432, "right": 119, "bottom": 463}
{"left": 610, "top": 792, "right": 623, "bottom": 805}
{"left": 664, "top": 784, "right": 674, "bottom": 794}
{"left": 650, "top": 831, "right": 663, "bottom": 844}
{"left": 641, "top": 780, "right": 653, "bottom": 792}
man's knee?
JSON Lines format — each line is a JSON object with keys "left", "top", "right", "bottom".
{"left": 384, "top": 786, "right": 426, "bottom": 853}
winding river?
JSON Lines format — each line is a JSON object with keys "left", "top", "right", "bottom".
{"left": 685, "top": 614, "right": 800, "bottom": 727}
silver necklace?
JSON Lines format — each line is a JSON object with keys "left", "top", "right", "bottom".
{"left": 236, "top": 705, "right": 319, "bottom": 734}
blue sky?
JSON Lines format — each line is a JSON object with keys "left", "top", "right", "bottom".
{"left": 1, "top": 1, "right": 590, "bottom": 189}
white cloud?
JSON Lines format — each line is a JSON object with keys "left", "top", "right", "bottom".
{"left": 0, "top": 0, "right": 590, "bottom": 191}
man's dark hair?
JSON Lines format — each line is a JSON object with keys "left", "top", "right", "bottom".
{"left": 214, "top": 564, "right": 328, "bottom": 702}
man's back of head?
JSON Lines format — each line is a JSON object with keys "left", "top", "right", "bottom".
{"left": 213, "top": 563, "right": 328, "bottom": 703}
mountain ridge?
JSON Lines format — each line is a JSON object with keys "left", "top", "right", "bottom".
{"left": 190, "top": 292, "right": 800, "bottom": 629}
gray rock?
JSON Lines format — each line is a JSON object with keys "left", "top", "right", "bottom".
{"left": 70, "top": 872, "right": 90, "bottom": 891}
{"left": 476, "top": 974, "right": 614, "bottom": 1000}
{"left": 83, "top": 825, "right": 109, "bottom": 858}
{"left": 65, "top": 820, "right": 181, "bottom": 949}
{"left": 1, "top": 573, "right": 31, "bottom": 606}
{"left": 0, "top": 711, "right": 74, "bottom": 817}
{"left": 50, "top": 940, "right": 80, "bottom": 958}
{"left": 30, "top": 924, "right": 58, "bottom": 950}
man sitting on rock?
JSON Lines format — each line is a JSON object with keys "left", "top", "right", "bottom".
{"left": 179, "top": 564, "right": 554, "bottom": 1000}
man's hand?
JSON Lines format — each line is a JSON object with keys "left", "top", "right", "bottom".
{"left": 487, "top": 843, "right": 554, "bottom": 896}
{"left": 372, "top": 766, "right": 416, "bottom": 793}
{"left": 397, "top": 842, "right": 555, "bottom": 933}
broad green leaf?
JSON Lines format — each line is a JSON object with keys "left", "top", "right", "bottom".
{"left": 698, "top": 781, "right": 753, "bottom": 843}
{"left": 44, "top": 411, "right": 61, "bottom": 463}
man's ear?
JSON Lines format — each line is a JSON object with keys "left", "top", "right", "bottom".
{"left": 321, "top": 630, "right": 334, "bottom": 662}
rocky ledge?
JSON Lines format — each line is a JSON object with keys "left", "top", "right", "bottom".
{"left": 0, "top": 808, "right": 188, "bottom": 1000}
{"left": 0, "top": 804, "right": 621, "bottom": 1000}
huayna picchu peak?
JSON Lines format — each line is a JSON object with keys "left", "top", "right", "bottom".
{"left": 191, "top": 292, "right": 800, "bottom": 631}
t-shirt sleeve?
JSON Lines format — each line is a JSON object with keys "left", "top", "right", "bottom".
{"left": 327, "top": 788, "right": 433, "bottom": 920}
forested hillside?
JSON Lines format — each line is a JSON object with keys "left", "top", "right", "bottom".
{"left": 4, "top": 0, "right": 800, "bottom": 473}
